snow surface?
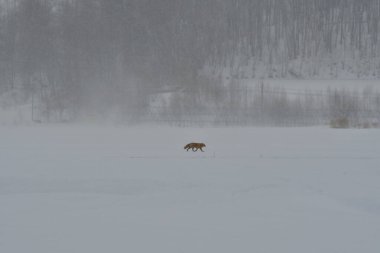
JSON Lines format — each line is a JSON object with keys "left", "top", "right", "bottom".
{"left": 1, "top": 126, "right": 380, "bottom": 253}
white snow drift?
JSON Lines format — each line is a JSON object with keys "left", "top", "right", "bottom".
{"left": 1, "top": 126, "right": 379, "bottom": 253}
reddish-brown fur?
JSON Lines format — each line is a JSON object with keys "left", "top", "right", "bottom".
{"left": 184, "top": 143, "right": 206, "bottom": 152}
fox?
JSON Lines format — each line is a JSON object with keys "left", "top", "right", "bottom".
{"left": 184, "top": 142, "right": 206, "bottom": 152}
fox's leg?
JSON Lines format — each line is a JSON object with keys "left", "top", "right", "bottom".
{"left": 200, "top": 147, "right": 204, "bottom": 152}
{"left": 192, "top": 147, "right": 197, "bottom": 152}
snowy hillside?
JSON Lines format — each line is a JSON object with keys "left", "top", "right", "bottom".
{"left": 1, "top": 126, "right": 379, "bottom": 253}
{"left": 2, "top": 79, "right": 380, "bottom": 126}
{"left": 1, "top": 0, "right": 380, "bottom": 124}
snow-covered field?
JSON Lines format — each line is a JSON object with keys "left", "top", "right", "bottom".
{"left": 1, "top": 126, "right": 380, "bottom": 253}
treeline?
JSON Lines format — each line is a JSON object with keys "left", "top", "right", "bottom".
{"left": 0, "top": 0, "right": 379, "bottom": 123}
{"left": 153, "top": 80, "right": 380, "bottom": 127}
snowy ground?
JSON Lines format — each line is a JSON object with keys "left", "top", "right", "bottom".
{"left": 1, "top": 126, "right": 380, "bottom": 253}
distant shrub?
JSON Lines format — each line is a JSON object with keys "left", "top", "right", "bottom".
{"left": 361, "top": 122, "right": 371, "bottom": 128}
{"left": 330, "top": 117, "right": 349, "bottom": 128}
{"left": 356, "top": 119, "right": 380, "bottom": 129}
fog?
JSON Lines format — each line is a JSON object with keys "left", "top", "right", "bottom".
{"left": 0, "top": 0, "right": 379, "bottom": 125}
{"left": 2, "top": 2, "right": 380, "bottom": 252}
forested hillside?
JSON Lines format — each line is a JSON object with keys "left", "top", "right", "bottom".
{"left": 0, "top": 0, "right": 379, "bottom": 124}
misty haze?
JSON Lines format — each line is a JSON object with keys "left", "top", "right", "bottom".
{"left": 1, "top": 1, "right": 380, "bottom": 253}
